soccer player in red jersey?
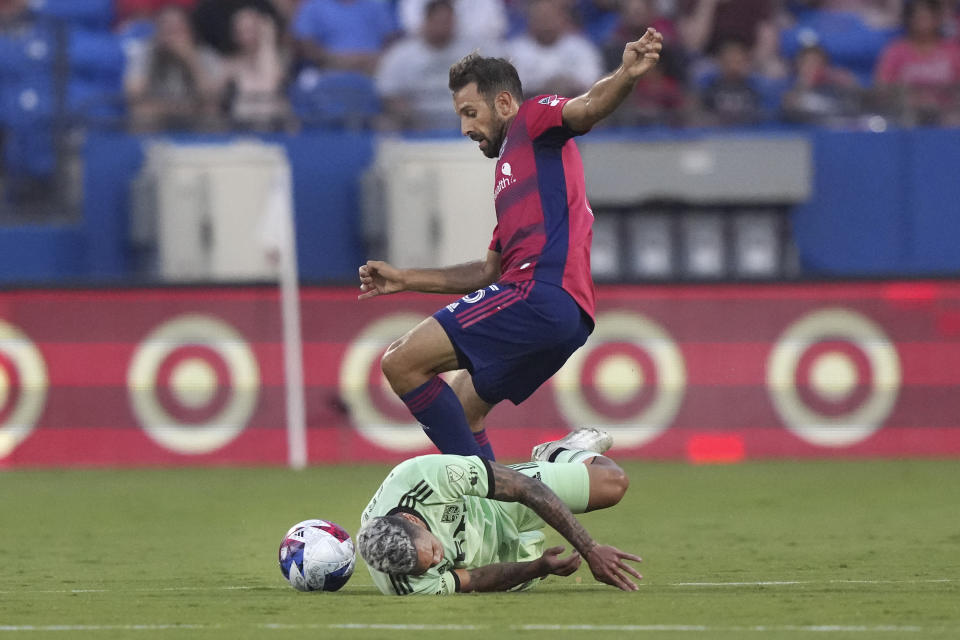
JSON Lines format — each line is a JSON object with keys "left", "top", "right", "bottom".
{"left": 358, "top": 28, "right": 664, "bottom": 459}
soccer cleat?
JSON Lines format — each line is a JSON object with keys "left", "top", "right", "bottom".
{"left": 531, "top": 427, "right": 613, "bottom": 462}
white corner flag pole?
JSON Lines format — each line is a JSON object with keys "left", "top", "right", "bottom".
{"left": 264, "top": 162, "right": 308, "bottom": 470}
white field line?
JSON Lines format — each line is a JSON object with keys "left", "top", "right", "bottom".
{"left": 517, "top": 624, "right": 931, "bottom": 633}
{"left": 671, "top": 581, "right": 806, "bottom": 586}
{"left": 0, "top": 625, "right": 208, "bottom": 632}
{"left": 1, "top": 578, "right": 955, "bottom": 596}
{"left": 0, "top": 623, "right": 952, "bottom": 634}
{"left": 671, "top": 579, "right": 957, "bottom": 587}
{"left": 287, "top": 624, "right": 485, "bottom": 631}
{"left": 0, "top": 585, "right": 286, "bottom": 595}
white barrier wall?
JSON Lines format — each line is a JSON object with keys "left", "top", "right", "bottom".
{"left": 133, "top": 141, "right": 292, "bottom": 281}
{"left": 368, "top": 138, "right": 496, "bottom": 268}
{"left": 365, "top": 136, "right": 811, "bottom": 276}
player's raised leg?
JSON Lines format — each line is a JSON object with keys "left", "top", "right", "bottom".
{"left": 447, "top": 369, "right": 495, "bottom": 459}
{"left": 380, "top": 317, "right": 481, "bottom": 456}
{"left": 531, "top": 427, "right": 613, "bottom": 462}
{"left": 531, "top": 428, "right": 628, "bottom": 512}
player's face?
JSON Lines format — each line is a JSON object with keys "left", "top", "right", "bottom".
{"left": 453, "top": 83, "right": 508, "bottom": 159}
{"left": 410, "top": 529, "right": 445, "bottom": 575}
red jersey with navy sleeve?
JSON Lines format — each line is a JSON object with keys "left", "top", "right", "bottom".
{"left": 489, "top": 95, "right": 596, "bottom": 320}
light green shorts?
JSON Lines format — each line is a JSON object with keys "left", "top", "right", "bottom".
{"left": 499, "top": 461, "right": 591, "bottom": 534}
{"left": 496, "top": 461, "right": 590, "bottom": 591}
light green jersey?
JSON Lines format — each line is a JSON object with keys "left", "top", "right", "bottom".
{"left": 360, "top": 454, "right": 589, "bottom": 596}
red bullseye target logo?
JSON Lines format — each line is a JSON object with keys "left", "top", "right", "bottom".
{"left": 579, "top": 343, "right": 658, "bottom": 420}
{"left": 554, "top": 311, "right": 686, "bottom": 447}
{"left": 795, "top": 340, "right": 872, "bottom": 417}
{"left": 154, "top": 345, "right": 232, "bottom": 424}
{"left": 339, "top": 313, "right": 432, "bottom": 451}
{"left": 127, "top": 315, "right": 260, "bottom": 455}
{"left": 0, "top": 352, "right": 22, "bottom": 425}
{"left": 767, "top": 308, "right": 901, "bottom": 447}
{"left": 0, "top": 321, "right": 48, "bottom": 458}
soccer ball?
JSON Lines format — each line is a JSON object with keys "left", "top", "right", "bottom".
{"left": 278, "top": 519, "right": 356, "bottom": 592}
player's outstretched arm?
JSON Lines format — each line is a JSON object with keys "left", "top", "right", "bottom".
{"left": 358, "top": 251, "right": 501, "bottom": 300}
{"left": 561, "top": 27, "right": 663, "bottom": 134}
{"left": 488, "top": 462, "right": 643, "bottom": 591}
{"left": 453, "top": 546, "right": 581, "bottom": 593}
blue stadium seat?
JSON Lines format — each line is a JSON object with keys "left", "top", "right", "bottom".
{"left": 116, "top": 18, "right": 156, "bottom": 45}
{"left": 68, "top": 29, "right": 124, "bottom": 81}
{"left": 780, "top": 11, "right": 898, "bottom": 85}
{"left": 4, "top": 124, "right": 56, "bottom": 178}
{"left": 67, "top": 77, "right": 123, "bottom": 120}
{"left": 289, "top": 69, "right": 381, "bottom": 128}
{"left": 691, "top": 69, "right": 788, "bottom": 123}
{"left": 0, "top": 75, "right": 55, "bottom": 126}
{"left": 30, "top": 0, "right": 114, "bottom": 31}
{"left": 0, "top": 19, "right": 59, "bottom": 179}
{"left": 0, "top": 20, "right": 56, "bottom": 78}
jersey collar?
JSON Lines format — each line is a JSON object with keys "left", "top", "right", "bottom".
{"left": 386, "top": 506, "right": 432, "bottom": 532}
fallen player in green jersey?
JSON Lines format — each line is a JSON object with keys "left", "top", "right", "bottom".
{"left": 357, "top": 428, "right": 642, "bottom": 594}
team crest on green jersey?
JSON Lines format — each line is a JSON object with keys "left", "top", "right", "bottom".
{"left": 441, "top": 505, "right": 461, "bottom": 523}
{"left": 446, "top": 465, "right": 464, "bottom": 483}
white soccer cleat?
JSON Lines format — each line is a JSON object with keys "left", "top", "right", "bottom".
{"left": 531, "top": 427, "right": 613, "bottom": 462}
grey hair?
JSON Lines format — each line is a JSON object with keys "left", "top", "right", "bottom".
{"left": 356, "top": 515, "right": 419, "bottom": 574}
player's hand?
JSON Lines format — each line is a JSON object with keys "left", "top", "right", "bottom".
{"left": 358, "top": 260, "right": 405, "bottom": 300}
{"left": 538, "top": 546, "right": 582, "bottom": 577}
{"left": 622, "top": 27, "right": 663, "bottom": 80}
{"left": 585, "top": 544, "right": 643, "bottom": 591}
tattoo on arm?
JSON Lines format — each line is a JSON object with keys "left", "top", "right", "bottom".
{"left": 460, "top": 561, "right": 543, "bottom": 593}
{"left": 489, "top": 463, "right": 596, "bottom": 556}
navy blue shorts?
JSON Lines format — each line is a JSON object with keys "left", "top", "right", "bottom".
{"left": 433, "top": 281, "right": 593, "bottom": 405}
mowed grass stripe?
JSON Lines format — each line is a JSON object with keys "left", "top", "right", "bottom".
{"left": 3, "top": 577, "right": 956, "bottom": 595}
{"left": 1, "top": 622, "right": 956, "bottom": 634}
{"left": 0, "top": 460, "right": 957, "bottom": 639}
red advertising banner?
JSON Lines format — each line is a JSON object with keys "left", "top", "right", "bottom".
{"left": 1, "top": 281, "right": 958, "bottom": 468}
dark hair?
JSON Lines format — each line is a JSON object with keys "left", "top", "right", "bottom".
{"left": 797, "top": 43, "right": 828, "bottom": 59}
{"left": 905, "top": 0, "right": 942, "bottom": 20}
{"left": 715, "top": 36, "right": 751, "bottom": 55}
{"left": 449, "top": 53, "right": 523, "bottom": 104}
{"left": 425, "top": 0, "right": 453, "bottom": 18}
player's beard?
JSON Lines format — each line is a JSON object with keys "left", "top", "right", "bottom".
{"left": 481, "top": 113, "right": 508, "bottom": 159}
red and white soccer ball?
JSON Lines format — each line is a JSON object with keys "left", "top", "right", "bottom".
{"left": 278, "top": 519, "right": 356, "bottom": 592}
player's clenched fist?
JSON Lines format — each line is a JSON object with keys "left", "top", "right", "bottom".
{"left": 358, "top": 260, "right": 405, "bottom": 300}
{"left": 622, "top": 27, "right": 663, "bottom": 80}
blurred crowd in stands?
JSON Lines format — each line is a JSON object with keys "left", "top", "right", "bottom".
{"left": 2, "top": 0, "right": 960, "bottom": 202}
{"left": 5, "top": 0, "right": 960, "bottom": 129}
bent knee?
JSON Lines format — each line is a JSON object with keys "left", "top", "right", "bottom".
{"left": 379, "top": 319, "right": 461, "bottom": 395}
{"left": 605, "top": 466, "right": 629, "bottom": 506}
{"left": 380, "top": 340, "right": 405, "bottom": 379}
{"left": 586, "top": 464, "right": 630, "bottom": 511}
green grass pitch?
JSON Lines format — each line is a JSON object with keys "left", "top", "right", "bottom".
{"left": 1, "top": 459, "right": 958, "bottom": 639}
